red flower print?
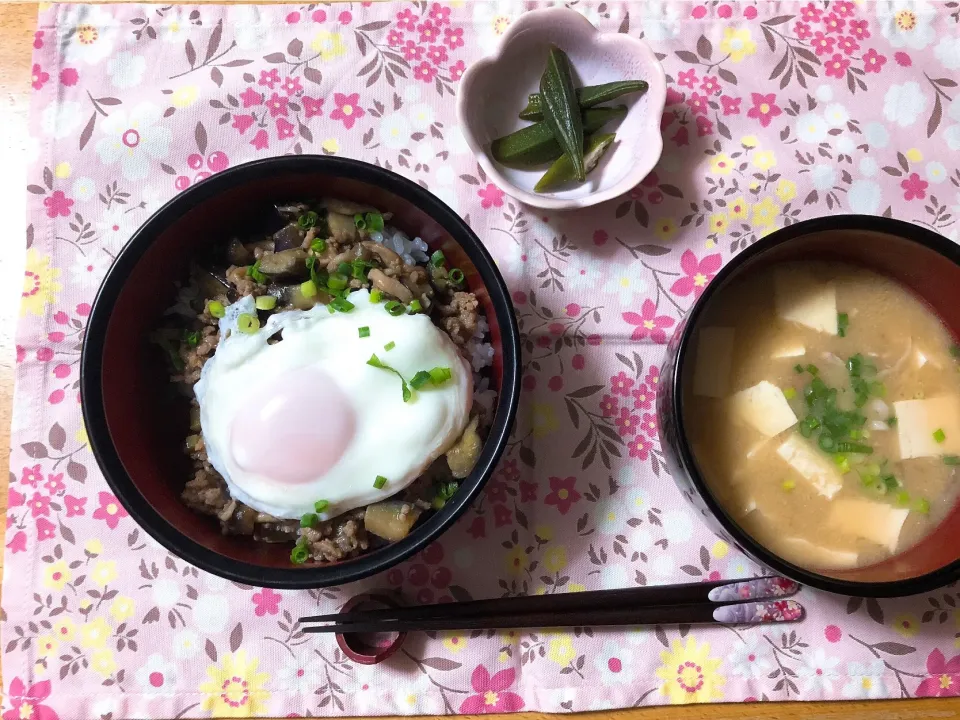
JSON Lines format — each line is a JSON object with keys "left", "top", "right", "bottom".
{"left": 696, "top": 115, "right": 714, "bottom": 137}
{"left": 427, "top": 44, "right": 448, "bottom": 65}
{"left": 646, "top": 366, "right": 660, "bottom": 388}
{"left": 836, "top": 36, "right": 859, "bottom": 55}
{"left": 396, "top": 8, "right": 417, "bottom": 31}
{"left": 848, "top": 19, "right": 870, "bottom": 39}
{"left": 429, "top": 3, "right": 451, "bottom": 26}
{"left": 600, "top": 394, "right": 619, "bottom": 417}
{"left": 259, "top": 69, "right": 280, "bottom": 89}
{"left": 671, "top": 250, "right": 721, "bottom": 298}
{"left": 444, "top": 26, "right": 464, "bottom": 50}
{"left": 450, "top": 59, "right": 466, "bottom": 81}
{"left": 615, "top": 407, "right": 642, "bottom": 437}
{"left": 402, "top": 40, "right": 425, "bottom": 61}
{"left": 665, "top": 87, "right": 685, "bottom": 106}
{"left": 232, "top": 114, "right": 254, "bottom": 134}
{"left": 478, "top": 183, "right": 504, "bottom": 209}
{"left": 92, "top": 491, "right": 128, "bottom": 530}
{"left": 240, "top": 87, "right": 263, "bottom": 108}
{"left": 494, "top": 504, "right": 512, "bottom": 527}
{"left": 610, "top": 371, "right": 635, "bottom": 397}
{"left": 303, "top": 96, "right": 324, "bottom": 118}
{"left": 624, "top": 300, "right": 675, "bottom": 344}
{"left": 34, "top": 31, "right": 43, "bottom": 49}
{"left": 824, "top": 53, "right": 850, "bottom": 78}
{"left": 414, "top": 61, "right": 437, "bottom": 83}
{"left": 64, "top": 495, "right": 86, "bottom": 517}
{"left": 746, "top": 93, "right": 782, "bottom": 128}
{"left": 31, "top": 63, "right": 49, "bottom": 90}
{"left": 417, "top": 20, "right": 440, "bottom": 44}
{"left": 721, "top": 95, "right": 741, "bottom": 115}
{"left": 700, "top": 75, "right": 720, "bottom": 95}
{"left": 671, "top": 125, "right": 689, "bottom": 147}
{"left": 21, "top": 464, "right": 43, "bottom": 487}
{"left": 863, "top": 48, "right": 887, "bottom": 73}
{"left": 16, "top": 345, "right": 25, "bottom": 363}
{"left": 916, "top": 650, "right": 960, "bottom": 697}
{"left": 3, "top": 678, "right": 58, "bottom": 720}
{"left": 43, "top": 190, "right": 74, "bottom": 218}
{"left": 486, "top": 480, "right": 507, "bottom": 503}
{"left": 895, "top": 51, "right": 912, "bottom": 67}
{"left": 810, "top": 31, "right": 835, "bottom": 56}
{"left": 800, "top": 3, "right": 822, "bottom": 22}
{"left": 251, "top": 129, "right": 269, "bottom": 149}
{"left": 252, "top": 587, "right": 282, "bottom": 616}
{"left": 628, "top": 434, "right": 653, "bottom": 460}
{"left": 387, "top": 29, "right": 404, "bottom": 47}
{"left": 460, "top": 666, "right": 524, "bottom": 714}
{"left": 7, "top": 531, "right": 26, "bottom": 553}
{"left": 686, "top": 92, "right": 708, "bottom": 116}
{"left": 276, "top": 117, "right": 295, "bottom": 140}
{"left": 833, "top": 1, "right": 855, "bottom": 17}
{"left": 822, "top": 13, "right": 845, "bottom": 34}
{"left": 281, "top": 76, "right": 302, "bottom": 96}
{"left": 901, "top": 173, "right": 928, "bottom": 201}
{"left": 677, "top": 68, "right": 698, "bottom": 89}
{"left": 467, "top": 516, "right": 485, "bottom": 538}
{"left": 500, "top": 459, "right": 520, "bottom": 483}
{"left": 330, "top": 93, "right": 365, "bottom": 129}
{"left": 9, "top": 488, "right": 24, "bottom": 507}
{"left": 43, "top": 473, "right": 64, "bottom": 496}
{"left": 36, "top": 518, "right": 55, "bottom": 541}
{"left": 794, "top": 21, "right": 812, "bottom": 40}
{"left": 544, "top": 476, "right": 581, "bottom": 515}
{"left": 28, "top": 492, "right": 51, "bottom": 518}
{"left": 641, "top": 413, "right": 659, "bottom": 437}
{"left": 520, "top": 481, "right": 537, "bottom": 502}
{"left": 632, "top": 383, "right": 654, "bottom": 410}
{"left": 265, "top": 92, "right": 289, "bottom": 117}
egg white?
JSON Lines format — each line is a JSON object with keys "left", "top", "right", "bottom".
{"left": 194, "top": 290, "right": 473, "bottom": 520}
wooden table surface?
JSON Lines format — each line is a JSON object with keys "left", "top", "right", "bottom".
{"left": 1, "top": 2, "right": 960, "bottom": 718}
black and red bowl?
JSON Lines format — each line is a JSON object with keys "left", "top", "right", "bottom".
{"left": 657, "top": 214, "right": 960, "bottom": 597}
{"left": 80, "top": 156, "right": 520, "bottom": 589}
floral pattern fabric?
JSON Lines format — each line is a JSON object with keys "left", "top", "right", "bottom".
{"left": 6, "top": 1, "right": 960, "bottom": 717}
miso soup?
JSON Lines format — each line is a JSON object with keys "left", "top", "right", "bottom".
{"left": 685, "top": 261, "right": 960, "bottom": 571}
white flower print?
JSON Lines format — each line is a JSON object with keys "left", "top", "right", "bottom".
{"left": 95, "top": 103, "right": 172, "bottom": 181}
{"left": 876, "top": 0, "right": 936, "bottom": 50}
{"left": 661, "top": 509, "right": 695, "bottom": 543}
{"left": 226, "top": 5, "right": 274, "bottom": 51}
{"left": 602, "top": 269, "right": 648, "bottom": 306}
{"left": 638, "top": 0, "right": 681, "bottom": 42}
{"left": 192, "top": 593, "right": 229, "bottom": 633}
{"left": 97, "top": 207, "right": 135, "bottom": 250}
{"left": 432, "top": 185, "right": 461, "bottom": 216}
{"left": 935, "top": 36, "right": 960, "bottom": 71}
{"left": 407, "top": 103, "right": 435, "bottom": 131}
{"left": 815, "top": 84, "right": 834, "bottom": 103}
{"left": 414, "top": 141, "right": 435, "bottom": 165}
{"left": 107, "top": 52, "right": 146, "bottom": 89}
{"left": 565, "top": 254, "right": 606, "bottom": 290}
{"left": 151, "top": 578, "right": 180, "bottom": 608}
{"left": 594, "top": 640, "right": 633, "bottom": 685}
{"left": 472, "top": 0, "right": 522, "bottom": 54}
{"left": 824, "top": 103, "right": 849, "bottom": 127}
{"left": 393, "top": 672, "right": 443, "bottom": 714}
{"left": 841, "top": 660, "right": 889, "bottom": 699}
{"left": 835, "top": 135, "right": 855, "bottom": 154}
{"left": 448, "top": 124, "right": 473, "bottom": 156}
{"left": 378, "top": 112, "right": 410, "bottom": 149}
{"left": 493, "top": 237, "right": 524, "bottom": 277}
{"left": 63, "top": 5, "right": 119, "bottom": 66}
{"left": 795, "top": 113, "right": 828, "bottom": 143}
{"left": 883, "top": 82, "right": 927, "bottom": 127}
{"left": 848, "top": 180, "right": 882, "bottom": 214}
{"left": 863, "top": 121, "right": 890, "bottom": 148}
{"left": 859, "top": 157, "right": 878, "bottom": 177}
{"left": 69, "top": 253, "right": 112, "bottom": 284}
{"left": 71, "top": 176, "right": 97, "bottom": 201}
{"left": 811, "top": 164, "right": 837, "bottom": 190}
{"left": 616, "top": 466, "right": 642, "bottom": 488}
{"left": 726, "top": 555, "right": 754, "bottom": 577}
{"left": 596, "top": 499, "right": 623, "bottom": 535}
{"left": 171, "top": 629, "right": 199, "bottom": 660}
{"left": 944, "top": 98, "right": 960, "bottom": 152}
{"left": 599, "top": 564, "right": 629, "bottom": 589}
{"left": 402, "top": 84, "right": 422, "bottom": 103}
{"left": 41, "top": 100, "right": 83, "bottom": 140}
{"left": 275, "top": 653, "right": 322, "bottom": 694}
{"left": 650, "top": 553, "right": 676, "bottom": 580}
{"left": 926, "top": 161, "right": 947, "bottom": 184}
{"left": 134, "top": 653, "right": 179, "bottom": 694}
{"left": 160, "top": 10, "right": 193, "bottom": 44}
{"left": 435, "top": 165, "right": 455, "bottom": 186}
{"left": 798, "top": 648, "right": 841, "bottom": 694}
{"left": 728, "top": 636, "right": 773, "bottom": 679}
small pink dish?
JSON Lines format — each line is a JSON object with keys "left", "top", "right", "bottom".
{"left": 456, "top": 8, "right": 667, "bottom": 211}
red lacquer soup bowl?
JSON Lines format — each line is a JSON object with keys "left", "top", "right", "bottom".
{"left": 657, "top": 215, "right": 960, "bottom": 597}
{"left": 80, "top": 156, "right": 520, "bottom": 589}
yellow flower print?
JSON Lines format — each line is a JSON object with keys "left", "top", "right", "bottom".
{"left": 91, "top": 559, "right": 118, "bottom": 587}
{"left": 752, "top": 150, "right": 776, "bottom": 171}
{"left": 752, "top": 197, "right": 780, "bottom": 228}
{"left": 708, "top": 213, "right": 728, "bottom": 234}
{"left": 200, "top": 650, "right": 271, "bottom": 717}
{"left": 534, "top": 525, "right": 554, "bottom": 542}
{"left": 80, "top": 617, "right": 112, "bottom": 649}
{"left": 728, "top": 196, "right": 750, "bottom": 220}
{"left": 499, "top": 629, "right": 520, "bottom": 646}
{"left": 109, "top": 596, "right": 136, "bottom": 623}
{"left": 505, "top": 545, "right": 528, "bottom": 576}
{"left": 52, "top": 618, "right": 76, "bottom": 642}
{"left": 710, "top": 153, "right": 733, "bottom": 176}
{"left": 310, "top": 31, "right": 346, "bottom": 62}
{"left": 740, "top": 135, "right": 759, "bottom": 148}
{"left": 906, "top": 148, "right": 923, "bottom": 162}
{"left": 544, "top": 547, "right": 567, "bottom": 573}
{"left": 711, "top": 540, "right": 730, "bottom": 559}
{"left": 76, "top": 423, "right": 89, "bottom": 447}
{"left": 656, "top": 636, "right": 725, "bottom": 704}
{"left": 171, "top": 85, "right": 199, "bottom": 109}
{"left": 54, "top": 162, "right": 71, "bottom": 179}
{"left": 37, "top": 634, "right": 59, "bottom": 658}
{"left": 531, "top": 403, "right": 559, "bottom": 439}
{"left": 893, "top": 613, "right": 919, "bottom": 638}
{"left": 547, "top": 635, "right": 576, "bottom": 666}
{"left": 567, "top": 583, "right": 585, "bottom": 592}
{"left": 442, "top": 632, "right": 468, "bottom": 654}
{"left": 85, "top": 538, "right": 103, "bottom": 556}
{"left": 719, "top": 27, "right": 756, "bottom": 63}
{"left": 91, "top": 648, "right": 117, "bottom": 678}
{"left": 43, "top": 560, "right": 72, "bottom": 591}
{"left": 321, "top": 137, "right": 339, "bottom": 154}
{"left": 654, "top": 218, "right": 677, "bottom": 241}
{"left": 776, "top": 179, "right": 797, "bottom": 202}
{"left": 21, "top": 248, "right": 61, "bottom": 317}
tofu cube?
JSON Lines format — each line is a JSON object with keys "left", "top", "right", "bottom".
{"left": 730, "top": 381, "right": 798, "bottom": 437}
{"left": 771, "top": 342, "right": 806, "bottom": 359}
{"left": 776, "top": 434, "right": 844, "bottom": 499}
{"left": 692, "top": 327, "right": 735, "bottom": 398}
{"left": 827, "top": 499, "right": 909, "bottom": 553}
{"left": 774, "top": 268, "right": 838, "bottom": 335}
{"left": 893, "top": 396, "right": 960, "bottom": 459}
{"left": 776, "top": 537, "right": 859, "bottom": 570}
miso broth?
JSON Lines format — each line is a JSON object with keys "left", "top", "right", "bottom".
{"left": 685, "top": 261, "right": 960, "bottom": 571}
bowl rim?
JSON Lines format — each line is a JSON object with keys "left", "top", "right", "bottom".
{"left": 455, "top": 6, "right": 667, "bottom": 211}
{"left": 80, "top": 154, "right": 521, "bottom": 589}
{"left": 669, "top": 213, "right": 960, "bottom": 597}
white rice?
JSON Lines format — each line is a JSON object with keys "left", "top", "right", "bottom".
{"left": 374, "top": 224, "right": 430, "bottom": 267}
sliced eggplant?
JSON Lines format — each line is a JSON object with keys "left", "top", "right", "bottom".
{"left": 226, "top": 237, "right": 253, "bottom": 266}
{"left": 257, "top": 248, "right": 309, "bottom": 277}
{"left": 327, "top": 212, "right": 359, "bottom": 243}
{"left": 446, "top": 416, "right": 482, "bottom": 479}
{"left": 272, "top": 223, "right": 305, "bottom": 251}
{"left": 275, "top": 202, "right": 310, "bottom": 222}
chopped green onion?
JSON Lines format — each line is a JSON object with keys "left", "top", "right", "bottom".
{"left": 370, "top": 288, "right": 383, "bottom": 303}
{"left": 849, "top": 428, "right": 862, "bottom": 440}
{"left": 208, "top": 300, "right": 225, "bottom": 318}
{"left": 373, "top": 475, "right": 388, "bottom": 490}
{"left": 354, "top": 213, "right": 367, "bottom": 230}
{"left": 300, "top": 280, "right": 318, "bottom": 298}
{"left": 237, "top": 313, "right": 260, "bottom": 334}
{"left": 869, "top": 478, "right": 887, "bottom": 496}
{"left": 248, "top": 259, "right": 266, "bottom": 284}
{"left": 805, "top": 363, "right": 819, "bottom": 376}
{"left": 837, "top": 312, "right": 849, "bottom": 337}
{"left": 314, "top": 500, "right": 329, "bottom": 513}
{"left": 337, "top": 262, "right": 352, "bottom": 276}
{"left": 432, "top": 480, "right": 460, "bottom": 508}
{"left": 847, "top": 354, "right": 862, "bottom": 377}
{"left": 365, "top": 212, "right": 384, "bottom": 232}
{"left": 298, "top": 211, "right": 319, "bottom": 229}
{"left": 430, "top": 250, "right": 446, "bottom": 267}
{"left": 894, "top": 490, "right": 912, "bottom": 507}
{"left": 410, "top": 370, "right": 432, "bottom": 390}
{"left": 183, "top": 330, "right": 200, "bottom": 347}
{"left": 301, "top": 513, "right": 318, "bottom": 528}
{"left": 384, "top": 341, "right": 396, "bottom": 351}
{"left": 408, "top": 299, "right": 422, "bottom": 313}
{"left": 448, "top": 268, "right": 465, "bottom": 285}
{"left": 384, "top": 300, "right": 406, "bottom": 316}
{"left": 358, "top": 326, "right": 370, "bottom": 338}
{"left": 951, "top": 345, "right": 960, "bottom": 358}
{"left": 836, "top": 442, "right": 873, "bottom": 454}
{"left": 783, "top": 387, "right": 797, "bottom": 400}
{"left": 834, "top": 455, "right": 851, "bottom": 474}
{"left": 255, "top": 295, "right": 277, "bottom": 311}
{"left": 367, "top": 354, "right": 411, "bottom": 402}
{"left": 782, "top": 479, "right": 796, "bottom": 492}
{"left": 887, "top": 416, "right": 898, "bottom": 427}
{"left": 869, "top": 381, "right": 886, "bottom": 397}
{"left": 429, "top": 366, "right": 452, "bottom": 385}
{"left": 290, "top": 544, "right": 309, "bottom": 564}
{"left": 914, "top": 497, "right": 931, "bottom": 514}
{"left": 935, "top": 428, "right": 947, "bottom": 444}
{"left": 330, "top": 298, "right": 355, "bottom": 313}
{"left": 311, "top": 238, "right": 326, "bottom": 253}
{"left": 944, "top": 455, "right": 960, "bottom": 466}
{"left": 328, "top": 273, "right": 348, "bottom": 290}
{"left": 794, "top": 364, "right": 804, "bottom": 374}
{"left": 818, "top": 433, "right": 836, "bottom": 452}
{"left": 882, "top": 474, "right": 900, "bottom": 490}
{"left": 352, "top": 259, "right": 370, "bottom": 280}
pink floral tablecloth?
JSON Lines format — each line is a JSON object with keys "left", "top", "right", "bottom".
{"left": 6, "top": 1, "right": 960, "bottom": 717}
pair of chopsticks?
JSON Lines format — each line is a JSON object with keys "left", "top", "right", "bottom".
{"left": 300, "top": 575, "right": 804, "bottom": 635}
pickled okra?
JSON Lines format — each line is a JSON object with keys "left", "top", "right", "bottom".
{"left": 539, "top": 46, "right": 585, "bottom": 181}
{"left": 534, "top": 132, "right": 616, "bottom": 192}
{"left": 519, "top": 80, "right": 648, "bottom": 120}
{"left": 490, "top": 106, "right": 626, "bottom": 167}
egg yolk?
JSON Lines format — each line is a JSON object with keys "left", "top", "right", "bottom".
{"left": 229, "top": 366, "right": 356, "bottom": 484}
